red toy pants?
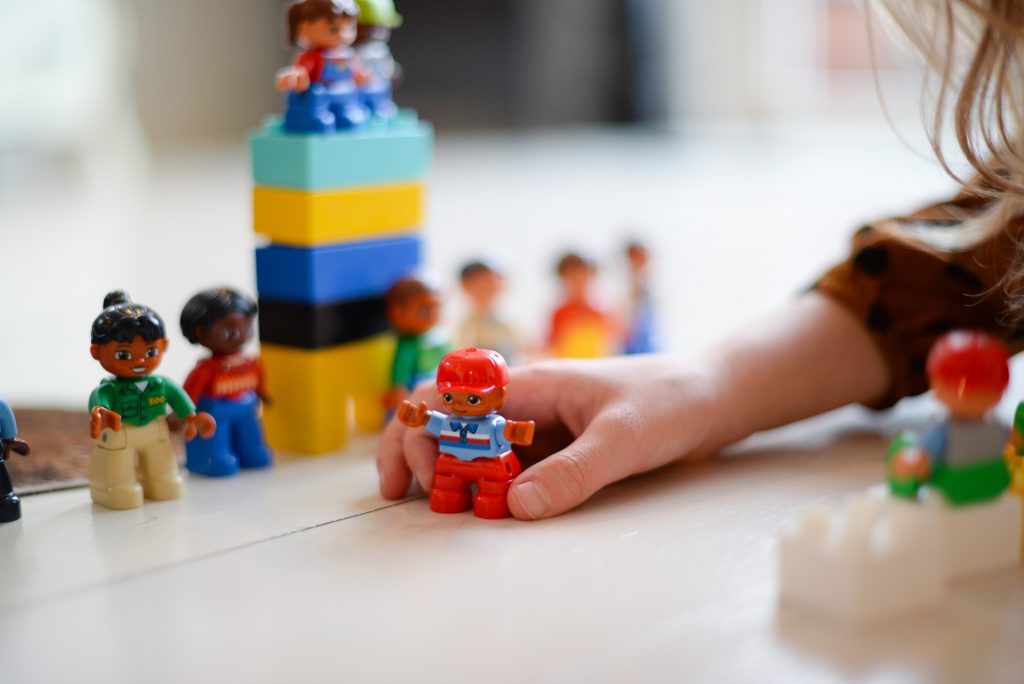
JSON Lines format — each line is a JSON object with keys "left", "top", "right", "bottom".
{"left": 430, "top": 451, "right": 522, "bottom": 519}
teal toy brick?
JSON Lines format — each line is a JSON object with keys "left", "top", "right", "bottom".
{"left": 251, "top": 110, "right": 433, "bottom": 190}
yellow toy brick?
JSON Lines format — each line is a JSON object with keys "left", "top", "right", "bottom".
{"left": 261, "top": 335, "right": 395, "bottom": 454}
{"left": 253, "top": 182, "right": 424, "bottom": 246}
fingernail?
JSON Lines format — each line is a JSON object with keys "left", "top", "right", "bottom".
{"left": 513, "top": 481, "right": 551, "bottom": 519}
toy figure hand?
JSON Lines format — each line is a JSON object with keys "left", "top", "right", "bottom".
{"left": 90, "top": 407, "right": 122, "bottom": 439}
{"left": 1, "top": 438, "right": 29, "bottom": 461}
{"left": 184, "top": 412, "right": 217, "bottom": 441}
{"left": 504, "top": 420, "right": 536, "bottom": 446}
{"left": 396, "top": 401, "right": 430, "bottom": 428}
{"left": 275, "top": 67, "right": 310, "bottom": 93}
{"left": 379, "top": 355, "right": 724, "bottom": 519}
{"left": 383, "top": 386, "right": 408, "bottom": 412}
{"left": 258, "top": 392, "right": 273, "bottom": 407}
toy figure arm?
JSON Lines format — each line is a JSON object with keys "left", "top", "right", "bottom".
{"left": 255, "top": 358, "right": 272, "bottom": 405}
{"left": 182, "top": 362, "right": 215, "bottom": 404}
{"left": 504, "top": 419, "right": 535, "bottom": 447}
{"left": 163, "top": 377, "right": 198, "bottom": 420}
{"left": 88, "top": 384, "right": 121, "bottom": 438}
{"left": 397, "top": 401, "right": 433, "bottom": 429}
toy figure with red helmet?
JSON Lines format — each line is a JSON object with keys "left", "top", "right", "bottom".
{"left": 397, "top": 347, "right": 534, "bottom": 519}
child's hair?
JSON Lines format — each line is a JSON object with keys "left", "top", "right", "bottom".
{"left": 180, "top": 288, "right": 258, "bottom": 345}
{"left": 287, "top": 0, "right": 358, "bottom": 45}
{"left": 91, "top": 291, "right": 166, "bottom": 345}
{"left": 459, "top": 260, "right": 501, "bottom": 283}
{"left": 556, "top": 252, "right": 596, "bottom": 277}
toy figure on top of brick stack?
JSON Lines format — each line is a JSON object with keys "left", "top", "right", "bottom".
{"left": 354, "top": 0, "right": 403, "bottom": 121}
{"left": 276, "top": 0, "right": 369, "bottom": 134}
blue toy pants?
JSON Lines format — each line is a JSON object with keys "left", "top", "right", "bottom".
{"left": 186, "top": 393, "right": 272, "bottom": 477}
{"left": 360, "top": 82, "right": 397, "bottom": 119}
{"left": 284, "top": 82, "right": 369, "bottom": 134}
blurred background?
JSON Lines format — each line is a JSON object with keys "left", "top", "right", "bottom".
{"left": 0, "top": 0, "right": 964, "bottom": 407}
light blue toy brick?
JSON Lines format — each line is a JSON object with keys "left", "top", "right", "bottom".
{"left": 255, "top": 235, "right": 422, "bottom": 304}
{"left": 251, "top": 110, "right": 433, "bottom": 190}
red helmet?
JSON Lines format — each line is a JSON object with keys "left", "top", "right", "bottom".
{"left": 926, "top": 330, "right": 1010, "bottom": 395}
{"left": 436, "top": 348, "right": 510, "bottom": 394}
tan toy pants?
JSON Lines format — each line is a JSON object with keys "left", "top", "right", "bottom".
{"left": 89, "top": 417, "right": 184, "bottom": 509}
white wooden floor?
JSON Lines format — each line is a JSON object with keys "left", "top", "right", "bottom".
{"left": 2, "top": 425, "right": 1022, "bottom": 684}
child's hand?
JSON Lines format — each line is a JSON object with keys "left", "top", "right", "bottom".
{"left": 377, "top": 355, "right": 724, "bottom": 520}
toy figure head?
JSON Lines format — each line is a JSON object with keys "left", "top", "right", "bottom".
{"left": 435, "top": 348, "right": 510, "bottom": 417}
{"left": 288, "top": 0, "right": 359, "bottom": 49}
{"left": 556, "top": 251, "right": 597, "bottom": 300}
{"left": 90, "top": 291, "right": 168, "bottom": 378}
{"left": 625, "top": 240, "right": 650, "bottom": 275}
{"left": 180, "top": 288, "right": 258, "bottom": 356}
{"left": 927, "top": 330, "right": 1010, "bottom": 418}
{"left": 386, "top": 276, "right": 441, "bottom": 336}
{"left": 459, "top": 260, "right": 505, "bottom": 314}
{"left": 355, "top": 0, "right": 401, "bottom": 43}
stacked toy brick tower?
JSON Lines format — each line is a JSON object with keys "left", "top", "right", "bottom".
{"left": 250, "top": 112, "right": 433, "bottom": 454}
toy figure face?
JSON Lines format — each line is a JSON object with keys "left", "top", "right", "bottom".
{"left": 627, "top": 247, "right": 649, "bottom": 273}
{"left": 461, "top": 270, "right": 504, "bottom": 313}
{"left": 356, "top": 23, "right": 391, "bottom": 44}
{"left": 195, "top": 312, "right": 255, "bottom": 356}
{"left": 932, "top": 377, "right": 1002, "bottom": 418}
{"left": 299, "top": 15, "right": 357, "bottom": 49}
{"left": 560, "top": 263, "right": 595, "bottom": 299}
{"left": 91, "top": 336, "right": 167, "bottom": 378}
{"left": 389, "top": 290, "right": 440, "bottom": 336}
{"left": 440, "top": 388, "right": 507, "bottom": 417}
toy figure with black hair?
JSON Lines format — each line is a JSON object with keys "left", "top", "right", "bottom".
{"left": 88, "top": 291, "right": 216, "bottom": 509}
{"left": 0, "top": 396, "right": 30, "bottom": 523}
{"left": 181, "top": 287, "right": 272, "bottom": 477}
{"left": 276, "top": 0, "right": 369, "bottom": 133}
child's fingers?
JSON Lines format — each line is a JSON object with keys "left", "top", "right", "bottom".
{"left": 403, "top": 427, "right": 440, "bottom": 493}
{"left": 507, "top": 407, "right": 638, "bottom": 520}
{"left": 377, "top": 417, "right": 413, "bottom": 500}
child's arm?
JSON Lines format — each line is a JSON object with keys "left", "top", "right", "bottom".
{"left": 378, "top": 291, "right": 888, "bottom": 519}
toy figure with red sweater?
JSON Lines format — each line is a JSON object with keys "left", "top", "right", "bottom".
{"left": 181, "top": 288, "right": 272, "bottom": 477}
{"left": 397, "top": 348, "right": 534, "bottom": 519}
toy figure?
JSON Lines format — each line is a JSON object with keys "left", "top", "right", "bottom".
{"left": 887, "top": 330, "right": 1012, "bottom": 505}
{"left": 276, "top": 0, "right": 369, "bottom": 134}
{"left": 456, "top": 259, "right": 516, "bottom": 362}
{"left": 547, "top": 251, "right": 614, "bottom": 358}
{"left": 623, "top": 240, "right": 659, "bottom": 354}
{"left": 0, "top": 396, "right": 30, "bottom": 523}
{"left": 384, "top": 275, "right": 448, "bottom": 411}
{"left": 354, "top": 0, "right": 402, "bottom": 120}
{"left": 180, "top": 288, "right": 272, "bottom": 477}
{"left": 88, "top": 291, "right": 216, "bottom": 509}
{"left": 397, "top": 348, "right": 534, "bottom": 519}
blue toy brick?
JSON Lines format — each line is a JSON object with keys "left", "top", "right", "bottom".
{"left": 255, "top": 235, "right": 422, "bottom": 304}
{"left": 251, "top": 110, "right": 433, "bottom": 190}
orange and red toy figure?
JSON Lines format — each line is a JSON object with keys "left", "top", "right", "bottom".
{"left": 548, "top": 251, "right": 614, "bottom": 358}
{"left": 397, "top": 348, "right": 534, "bottom": 519}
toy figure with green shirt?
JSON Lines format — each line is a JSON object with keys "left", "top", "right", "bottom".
{"left": 383, "top": 276, "right": 448, "bottom": 413}
{"left": 88, "top": 291, "right": 216, "bottom": 510}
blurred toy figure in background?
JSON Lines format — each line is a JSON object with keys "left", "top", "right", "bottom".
{"left": 887, "top": 331, "right": 1011, "bottom": 505}
{"left": 88, "top": 291, "right": 216, "bottom": 509}
{"left": 397, "top": 348, "right": 534, "bottom": 519}
{"left": 456, "top": 259, "right": 516, "bottom": 362}
{"left": 0, "top": 396, "right": 30, "bottom": 523}
{"left": 354, "top": 0, "right": 402, "bottom": 120}
{"left": 384, "top": 276, "right": 448, "bottom": 412}
{"left": 623, "top": 239, "right": 659, "bottom": 354}
{"left": 547, "top": 251, "right": 614, "bottom": 358}
{"left": 276, "top": 0, "right": 369, "bottom": 134}
{"left": 181, "top": 288, "right": 272, "bottom": 477}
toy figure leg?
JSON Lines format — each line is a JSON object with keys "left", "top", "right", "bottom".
{"left": 89, "top": 426, "right": 144, "bottom": 510}
{"left": 326, "top": 85, "right": 369, "bottom": 130}
{"left": 283, "top": 85, "right": 337, "bottom": 134}
{"left": 931, "top": 459, "right": 1011, "bottom": 506}
{"left": 0, "top": 462, "right": 21, "bottom": 523}
{"left": 232, "top": 394, "right": 272, "bottom": 470}
{"left": 135, "top": 418, "right": 184, "bottom": 501}
{"left": 429, "top": 454, "right": 472, "bottom": 513}
{"left": 187, "top": 397, "right": 240, "bottom": 477}
{"left": 473, "top": 452, "right": 522, "bottom": 519}
{"left": 361, "top": 83, "right": 397, "bottom": 120}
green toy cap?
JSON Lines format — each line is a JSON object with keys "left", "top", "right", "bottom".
{"left": 355, "top": 0, "right": 402, "bottom": 28}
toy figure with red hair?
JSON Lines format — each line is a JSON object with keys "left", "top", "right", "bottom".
{"left": 397, "top": 348, "right": 534, "bottom": 519}
{"left": 886, "top": 330, "right": 1012, "bottom": 505}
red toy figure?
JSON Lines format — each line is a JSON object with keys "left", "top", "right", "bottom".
{"left": 397, "top": 348, "right": 534, "bottom": 519}
{"left": 548, "top": 251, "right": 614, "bottom": 358}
